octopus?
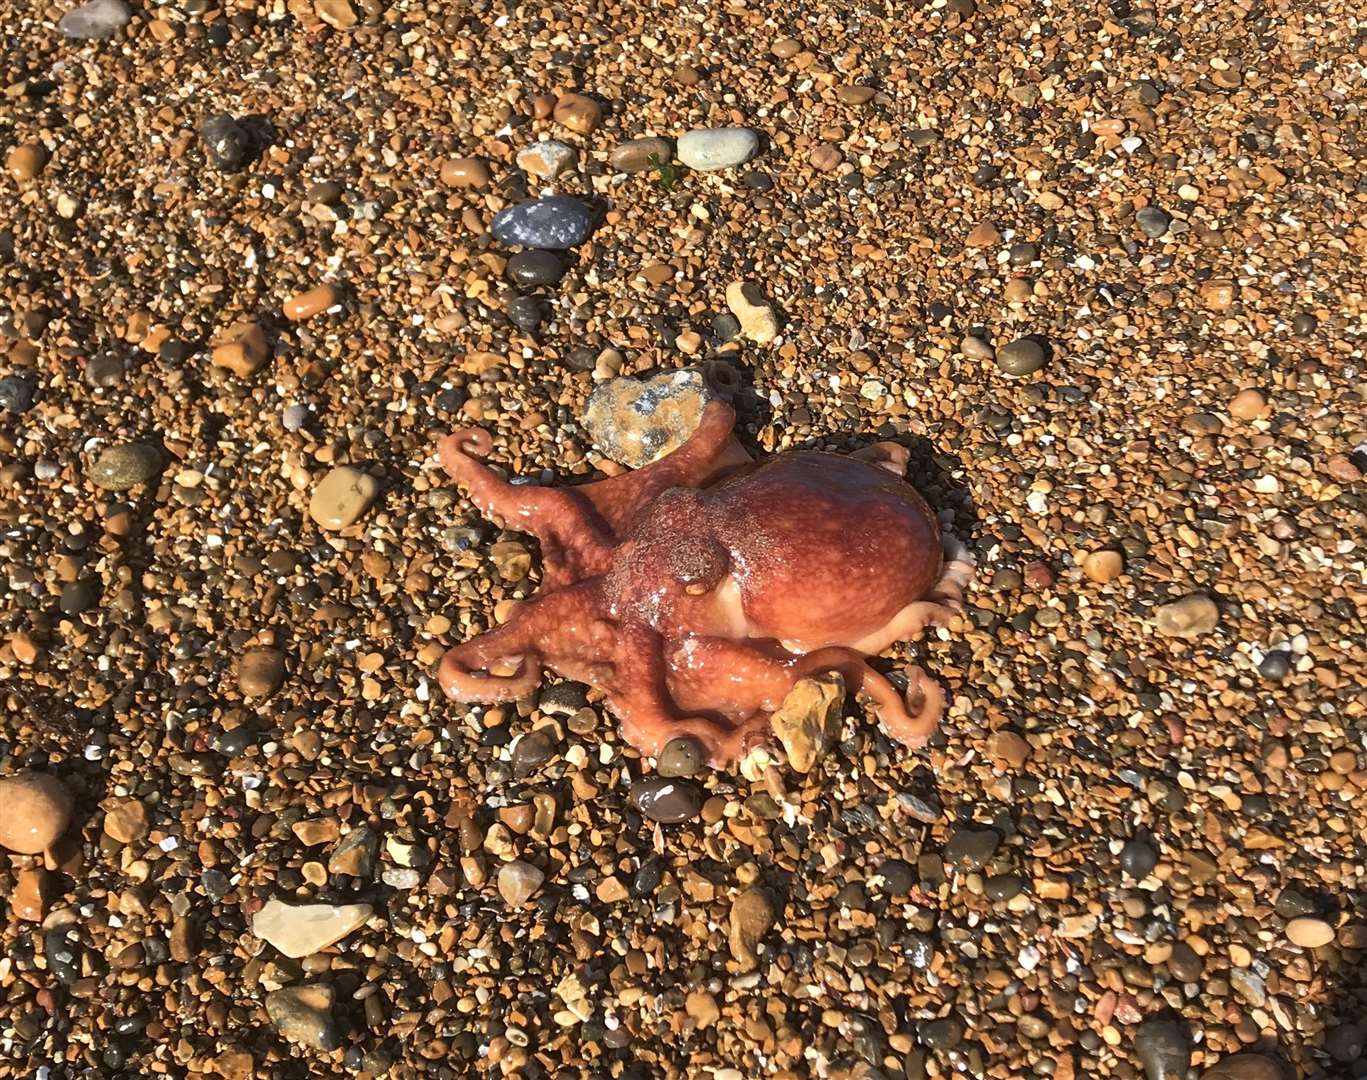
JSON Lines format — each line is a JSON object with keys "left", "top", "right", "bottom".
{"left": 435, "top": 400, "right": 974, "bottom": 767}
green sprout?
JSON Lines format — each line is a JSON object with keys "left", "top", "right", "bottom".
{"left": 648, "top": 152, "right": 679, "bottom": 191}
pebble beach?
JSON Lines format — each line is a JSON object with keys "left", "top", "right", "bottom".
{"left": 1, "top": 0, "right": 1365, "bottom": 1078}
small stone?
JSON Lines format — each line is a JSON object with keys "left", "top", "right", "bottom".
{"left": 1120, "top": 839, "right": 1158, "bottom": 877}
{"left": 103, "top": 799, "right": 150, "bottom": 844}
{"left": 686, "top": 989, "right": 721, "bottom": 1027}
{"left": 171, "top": 916, "right": 198, "bottom": 962}
{"left": 1134, "top": 1015, "right": 1192, "bottom": 1080}
{"left": 328, "top": 827, "right": 378, "bottom": 878}
{"left": 609, "top": 137, "right": 673, "bottom": 174}
{"left": 1259, "top": 650, "right": 1292, "bottom": 681}
{"left": 282, "top": 404, "right": 310, "bottom": 432}
{"left": 725, "top": 280, "right": 779, "bottom": 343}
{"left": 0, "top": 773, "right": 73, "bottom": 855}
{"left": 1154, "top": 594, "right": 1220, "bottom": 639}
{"left": 677, "top": 127, "right": 760, "bottom": 171}
{"left": 506, "top": 295, "right": 548, "bottom": 334}
{"left": 875, "top": 859, "right": 915, "bottom": 895}
{"left": 440, "top": 157, "right": 491, "bottom": 189}
{"left": 584, "top": 368, "right": 718, "bottom": 468}
{"left": 200, "top": 113, "right": 252, "bottom": 172}
{"left": 497, "top": 860, "right": 545, "bottom": 906}
{"left": 1004, "top": 278, "right": 1033, "bottom": 304}
{"left": 630, "top": 777, "right": 703, "bottom": 823}
{"left": 657, "top": 736, "right": 706, "bottom": 778}
{"left": 89, "top": 443, "right": 162, "bottom": 491}
{"left": 553, "top": 93, "right": 602, "bottom": 134}
{"left": 943, "top": 826, "right": 1000, "bottom": 869}
{"left": 309, "top": 466, "right": 379, "bottom": 530}
{"left": 961, "top": 335, "right": 995, "bottom": 361}
{"left": 1200, "top": 279, "right": 1237, "bottom": 311}
{"left": 1228, "top": 388, "right": 1269, "bottom": 420}
{"left": 211, "top": 321, "right": 271, "bottom": 377}
{"left": 986, "top": 731, "right": 1030, "bottom": 769}
{"left": 1291, "top": 312, "right": 1318, "bottom": 336}
{"left": 11, "top": 868, "right": 49, "bottom": 921}
{"left": 307, "top": 181, "right": 342, "bottom": 204}
{"left": 491, "top": 196, "right": 594, "bottom": 250}
{"left": 0, "top": 373, "right": 37, "bottom": 413}
{"left": 728, "top": 887, "right": 776, "bottom": 971}
{"left": 809, "top": 144, "right": 842, "bottom": 171}
{"left": 510, "top": 726, "right": 559, "bottom": 775}
{"left": 771, "top": 673, "right": 843, "bottom": 773}
{"left": 996, "top": 338, "right": 1047, "bottom": 376}
{"left": 1136, "top": 206, "right": 1171, "bottom": 237}
{"left": 1083, "top": 549, "right": 1125, "bottom": 583}
{"left": 1285, "top": 916, "right": 1335, "bottom": 949}
{"left": 313, "top": 0, "right": 356, "bottom": 29}
{"left": 517, "top": 140, "right": 579, "bottom": 179}
{"left": 291, "top": 818, "right": 340, "bottom": 846}
{"left": 1326, "top": 454, "right": 1363, "bottom": 483}
{"left": 59, "top": 0, "right": 131, "bottom": 39}
{"left": 264, "top": 985, "right": 339, "bottom": 1052}
{"left": 60, "top": 579, "right": 99, "bottom": 616}
{"left": 6, "top": 144, "right": 46, "bottom": 183}
{"left": 920, "top": 1015, "right": 965, "bottom": 1052}
{"left": 1008, "top": 242, "right": 1038, "bottom": 267}
{"left": 966, "top": 221, "right": 1000, "bottom": 247}
{"left": 505, "top": 250, "right": 565, "bottom": 287}
{"left": 237, "top": 647, "right": 286, "bottom": 698}
{"left": 1199, "top": 1054, "right": 1285, "bottom": 1080}
{"left": 252, "top": 899, "right": 372, "bottom": 958}
{"left": 283, "top": 284, "right": 339, "bottom": 322}
{"left": 836, "top": 85, "right": 877, "bottom": 105}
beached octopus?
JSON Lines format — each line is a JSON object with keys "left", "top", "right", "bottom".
{"left": 435, "top": 400, "right": 974, "bottom": 767}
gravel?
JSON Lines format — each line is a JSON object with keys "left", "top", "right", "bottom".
{"left": 1, "top": 3, "right": 1364, "bottom": 1078}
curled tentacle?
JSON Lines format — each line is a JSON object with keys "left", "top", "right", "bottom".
{"left": 437, "top": 616, "right": 543, "bottom": 703}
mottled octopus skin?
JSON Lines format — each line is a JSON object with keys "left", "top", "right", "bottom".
{"left": 435, "top": 400, "right": 972, "bottom": 766}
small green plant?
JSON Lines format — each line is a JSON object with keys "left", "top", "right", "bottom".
{"left": 648, "top": 153, "right": 679, "bottom": 191}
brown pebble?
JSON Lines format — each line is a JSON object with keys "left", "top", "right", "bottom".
{"left": 966, "top": 221, "right": 1001, "bottom": 247}
{"left": 309, "top": 466, "right": 379, "bottom": 530}
{"left": 1083, "top": 549, "right": 1125, "bottom": 583}
{"left": 314, "top": 0, "right": 357, "bottom": 29}
{"left": 1228, "top": 388, "right": 1269, "bottom": 420}
{"left": 673, "top": 62, "right": 702, "bottom": 85}
{"left": 1200, "top": 278, "right": 1237, "bottom": 311}
{"left": 1285, "top": 916, "right": 1334, "bottom": 949}
{"left": 835, "top": 85, "right": 877, "bottom": 105}
{"left": 0, "top": 773, "right": 74, "bottom": 854}
{"left": 440, "top": 157, "right": 491, "bottom": 189}
{"left": 6, "top": 144, "right": 47, "bottom": 182}
{"left": 11, "top": 867, "right": 50, "bottom": 921}
{"left": 211, "top": 322, "right": 271, "bottom": 377}
{"left": 729, "top": 887, "right": 776, "bottom": 970}
{"left": 1325, "top": 453, "right": 1362, "bottom": 483}
{"left": 986, "top": 731, "right": 1031, "bottom": 770}
{"left": 283, "top": 284, "right": 339, "bottom": 322}
{"left": 238, "top": 646, "right": 287, "bottom": 698}
{"left": 553, "top": 93, "right": 602, "bottom": 135}
{"left": 809, "top": 144, "right": 842, "bottom": 171}
{"left": 103, "top": 799, "right": 150, "bottom": 844}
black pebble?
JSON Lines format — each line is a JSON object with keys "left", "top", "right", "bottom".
{"left": 629, "top": 776, "right": 702, "bottom": 823}
{"left": 875, "top": 859, "right": 915, "bottom": 894}
{"left": 205, "top": 22, "right": 230, "bottom": 46}
{"left": 1120, "top": 838, "right": 1158, "bottom": 878}
{"left": 506, "top": 295, "right": 548, "bottom": 333}
{"left": 60, "top": 579, "right": 100, "bottom": 615}
{"left": 1291, "top": 312, "right": 1318, "bottom": 336}
{"left": 505, "top": 250, "right": 565, "bottom": 287}
{"left": 1259, "top": 650, "right": 1292, "bottom": 681}
{"left": 0, "top": 373, "right": 36, "bottom": 413}
{"left": 741, "top": 170, "right": 774, "bottom": 191}
{"left": 712, "top": 311, "right": 741, "bottom": 341}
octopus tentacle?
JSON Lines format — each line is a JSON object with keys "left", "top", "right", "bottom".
{"left": 850, "top": 440, "right": 911, "bottom": 477}
{"left": 611, "top": 624, "right": 769, "bottom": 765}
{"left": 437, "top": 428, "right": 619, "bottom": 583}
{"left": 438, "top": 616, "right": 543, "bottom": 703}
{"left": 576, "top": 400, "right": 751, "bottom": 534}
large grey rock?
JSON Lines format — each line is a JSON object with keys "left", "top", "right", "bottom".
{"left": 677, "top": 127, "right": 760, "bottom": 171}
{"left": 491, "top": 196, "right": 594, "bottom": 249}
{"left": 59, "top": 0, "right": 131, "bottom": 39}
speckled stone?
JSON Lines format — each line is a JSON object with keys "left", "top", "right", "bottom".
{"left": 89, "top": 443, "right": 163, "bottom": 491}
{"left": 491, "top": 197, "right": 594, "bottom": 250}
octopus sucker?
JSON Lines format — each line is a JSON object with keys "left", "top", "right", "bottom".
{"left": 434, "top": 400, "right": 973, "bottom": 768}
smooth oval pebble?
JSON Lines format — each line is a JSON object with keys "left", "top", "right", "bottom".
{"left": 284, "top": 284, "right": 338, "bottom": 321}
{"left": 677, "top": 127, "right": 760, "bottom": 171}
{"left": 89, "top": 443, "right": 163, "bottom": 491}
{"left": 1285, "top": 916, "right": 1335, "bottom": 949}
{"left": 1154, "top": 594, "right": 1220, "bottom": 639}
{"left": 309, "top": 466, "right": 379, "bottom": 530}
{"left": 996, "top": 338, "right": 1047, "bottom": 375}
{"left": 1199, "top": 1054, "right": 1285, "bottom": 1080}
{"left": 0, "top": 773, "right": 74, "bottom": 854}
{"left": 59, "top": 0, "right": 131, "bottom": 38}
{"left": 7, "top": 144, "right": 47, "bottom": 182}
{"left": 238, "top": 647, "right": 286, "bottom": 698}
{"left": 657, "top": 736, "right": 705, "bottom": 778}
{"left": 491, "top": 197, "right": 594, "bottom": 250}
{"left": 440, "top": 157, "right": 490, "bottom": 189}
{"left": 506, "top": 250, "right": 565, "bottom": 287}
{"left": 609, "top": 136, "right": 673, "bottom": 174}
{"left": 630, "top": 777, "right": 702, "bottom": 823}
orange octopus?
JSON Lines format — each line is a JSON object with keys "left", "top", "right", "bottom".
{"left": 435, "top": 400, "right": 973, "bottom": 767}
